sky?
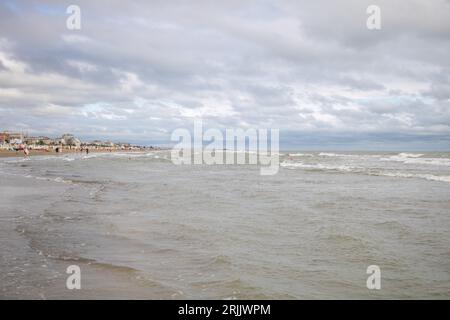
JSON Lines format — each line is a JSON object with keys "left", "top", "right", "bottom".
{"left": 0, "top": 0, "right": 449, "bottom": 150}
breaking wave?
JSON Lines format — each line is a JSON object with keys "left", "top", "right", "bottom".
{"left": 280, "top": 161, "right": 450, "bottom": 183}
{"left": 396, "top": 153, "right": 424, "bottom": 158}
{"left": 371, "top": 172, "right": 450, "bottom": 183}
{"left": 280, "top": 161, "right": 360, "bottom": 172}
{"left": 381, "top": 154, "right": 450, "bottom": 167}
{"left": 288, "top": 153, "right": 314, "bottom": 157}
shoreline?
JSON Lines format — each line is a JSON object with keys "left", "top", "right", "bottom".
{"left": 0, "top": 148, "right": 151, "bottom": 158}
{"left": 0, "top": 172, "right": 170, "bottom": 299}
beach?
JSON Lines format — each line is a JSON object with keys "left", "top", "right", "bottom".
{"left": 0, "top": 148, "right": 149, "bottom": 158}
{"left": 1, "top": 150, "right": 450, "bottom": 299}
{"left": 0, "top": 149, "right": 78, "bottom": 158}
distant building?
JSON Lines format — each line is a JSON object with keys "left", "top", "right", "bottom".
{"left": 61, "top": 133, "right": 74, "bottom": 140}
{"left": 68, "top": 137, "right": 81, "bottom": 147}
{"left": 0, "top": 132, "right": 8, "bottom": 145}
{"left": 60, "top": 133, "right": 81, "bottom": 147}
{"left": 0, "top": 131, "right": 137, "bottom": 149}
{"left": 24, "top": 136, "right": 53, "bottom": 146}
{"left": 39, "top": 137, "right": 53, "bottom": 145}
{"left": 53, "top": 138, "right": 65, "bottom": 145}
{"left": 90, "top": 140, "right": 104, "bottom": 146}
{"left": 118, "top": 143, "right": 131, "bottom": 149}
{"left": 24, "top": 137, "right": 40, "bottom": 145}
{"left": 104, "top": 141, "right": 115, "bottom": 147}
{"left": 6, "top": 132, "right": 23, "bottom": 144}
{"left": 88, "top": 140, "right": 116, "bottom": 147}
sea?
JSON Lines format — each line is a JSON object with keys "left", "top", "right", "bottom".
{"left": 1, "top": 150, "right": 449, "bottom": 299}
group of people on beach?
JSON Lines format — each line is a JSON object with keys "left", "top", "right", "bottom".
{"left": 21, "top": 146, "right": 89, "bottom": 157}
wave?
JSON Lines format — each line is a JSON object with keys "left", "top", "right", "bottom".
{"left": 0, "top": 170, "right": 74, "bottom": 185}
{"left": 82, "top": 152, "right": 143, "bottom": 159}
{"left": 82, "top": 152, "right": 171, "bottom": 161}
{"left": 371, "top": 172, "right": 450, "bottom": 182}
{"left": 1, "top": 154, "right": 81, "bottom": 163}
{"left": 319, "top": 152, "right": 345, "bottom": 157}
{"left": 31, "top": 175, "right": 73, "bottom": 184}
{"left": 280, "top": 161, "right": 360, "bottom": 172}
{"left": 318, "top": 152, "right": 381, "bottom": 158}
{"left": 280, "top": 161, "right": 450, "bottom": 182}
{"left": 397, "top": 153, "right": 424, "bottom": 158}
{"left": 1, "top": 157, "right": 31, "bottom": 163}
{"left": 288, "top": 153, "right": 314, "bottom": 157}
{"left": 3, "top": 170, "right": 109, "bottom": 186}
{"left": 381, "top": 155, "right": 450, "bottom": 167}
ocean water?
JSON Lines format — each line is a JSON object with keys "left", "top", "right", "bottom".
{"left": 1, "top": 150, "right": 450, "bottom": 299}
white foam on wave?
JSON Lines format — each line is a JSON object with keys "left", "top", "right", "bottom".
{"left": 288, "top": 153, "right": 314, "bottom": 157}
{"left": 1, "top": 157, "right": 30, "bottom": 164}
{"left": 29, "top": 175, "right": 72, "bottom": 184}
{"left": 280, "top": 161, "right": 359, "bottom": 172}
{"left": 318, "top": 152, "right": 381, "bottom": 158}
{"left": 1, "top": 170, "right": 73, "bottom": 184}
{"left": 319, "top": 152, "right": 343, "bottom": 157}
{"left": 372, "top": 172, "right": 450, "bottom": 183}
{"left": 1, "top": 154, "right": 81, "bottom": 163}
{"left": 397, "top": 153, "right": 424, "bottom": 158}
{"left": 281, "top": 161, "right": 450, "bottom": 182}
{"left": 381, "top": 154, "right": 450, "bottom": 167}
{"left": 5, "top": 152, "right": 150, "bottom": 162}
{"left": 81, "top": 152, "right": 140, "bottom": 160}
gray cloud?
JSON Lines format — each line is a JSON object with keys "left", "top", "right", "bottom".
{"left": 0, "top": 0, "right": 449, "bottom": 149}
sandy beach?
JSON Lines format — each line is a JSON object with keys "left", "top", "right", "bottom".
{"left": 0, "top": 148, "right": 149, "bottom": 158}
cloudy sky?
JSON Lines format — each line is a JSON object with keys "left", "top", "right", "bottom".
{"left": 0, "top": 0, "right": 449, "bottom": 150}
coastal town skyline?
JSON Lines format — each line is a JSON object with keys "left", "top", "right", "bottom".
{"left": 0, "top": 130, "right": 145, "bottom": 149}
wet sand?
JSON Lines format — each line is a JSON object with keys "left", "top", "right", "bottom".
{"left": 0, "top": 149, "right": 147, "bottom": 158}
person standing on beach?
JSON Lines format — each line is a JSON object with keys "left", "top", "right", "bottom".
{"left": 24, "top": 147, "right": 29, "bottom": 158}
{"left": 86, "top": 148, "right": 89, "bottom": 155}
